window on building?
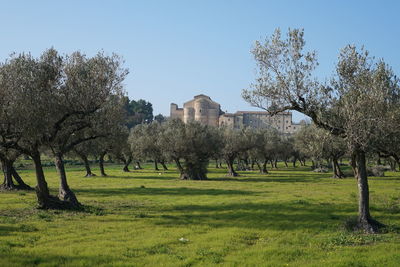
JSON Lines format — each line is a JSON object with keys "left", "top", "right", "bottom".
{"left": 294, "top": 127, "right": 296, "bottom": 129}
{"left": 286, "top": 120, "right": 288, "bottom": 123}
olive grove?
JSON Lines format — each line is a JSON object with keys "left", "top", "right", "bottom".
{"left": 243, "top": 28, "right": 400, "bottom": 232}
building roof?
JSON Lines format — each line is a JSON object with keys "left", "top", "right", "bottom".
{"left": 183, "top": 94, "right": 220, "bottom": 107}
{"left": 221, "top": 113, "right": 235, "bottom": 117}
{"left": 193, "top": 94, "right": 211, "bottom": 100}
{"left": 235, "top": 111, "right": 291, "bottom": 115}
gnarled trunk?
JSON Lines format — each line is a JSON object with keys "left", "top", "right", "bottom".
{"left": 1, "top": 159, "right": 16, "bottom": 190}
{"left": 11, "top": 167, "right": 33, "bottom": 190}
{"left": 332, "top": 158, "right": 344, "bottom": 178}
{"left": 226, "top": 157, "right": 238, "bottom": 177}
{"left": 180, "top": 160, "right": 208, "bottom": 180}
{"left": 262, "top": 160, "right": 269, "bottom": 174}
{"left": 55, "top": 153, "right": 80, "bottom": 207}
{"left": 160, "top": 161, "right": 168, "bottom": 171}
{"left": 31, "top": 151, "right": 52, "bottom": 209}
{"left": 122, "top": 156, "right": 132, "bottom": 172}
{"left": 174, "top": 158, "right": 184, "bottom": 177}
{"left": 154, "top": 160, "right": 159, "bottom": 171}
{"left": 243, "top": 158, "right": 250, "bottom": 170}
{"left": 352, "top": 150, "right": 383, "bottom": 233}
{"left": 99, "top": 152, "right": 107, "bottom": 176}
{"left": 255, "top": 160, "right": 268, "bottom": 174}
{"left": 78, "top": 153, "right": 95, "bottom": 177}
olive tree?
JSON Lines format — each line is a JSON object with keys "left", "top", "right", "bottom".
{"left": 158, "top": 119, "right": 222, "bottom": 180}
{"left": 0, "top": 51, "right": 62, "bottom": 208}
{"left": 243, "top": 28, "right": 399, "bottom": 232}
{"left": 294, "top": 124, "right": 346, "bottom": 178}
{"left": 249, "top": 128, "right": 280, "bottom": 174}
{"left": 108, "top": 127, "right": 134, "bottom": 172}
{"left": 129, "top": 122, "right": 168, "bottom": 171}
{"left": 376, "top": 105, "right": 400, "bottom": 170}
{"left": 220, "top": 127, "right": 257, "bottom": 176}
{"left": 0, "top": 148, "right": 32, "bottom": 190}
{"left": 0, "top": 49, "right": 127, "bottom": 208}
{"left": 72, "top": 140, "right": 97, "bottom": 177}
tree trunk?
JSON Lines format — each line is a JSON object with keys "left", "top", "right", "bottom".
{"left": 300, "top": 159, "right": 306, "bottom": 166}
{"left": 215, "top": 159, "right": 219, "bottom": 168}
{"left": 284, "top": 160, "right": 288, "bottom": 168}
{"left": 352, "top": 150, "right": 383, "bottom": 233}
{"left": 332, "top": 158, "right": 344, "bottom": 178}
{"left": 55, "top": 153, "right": 80, "bottom": 207}
{"left": 11, "top": 167, "right": 33, "bottom": 190}
{"left": 273, "top": 159, "right": 278, "bottom": 169}
{"left": 160, "top": 161, "right": 168, "bottom": 171}
{"left": 180, "top": 161, "right": 208, "bottom": 180}
{"left": 243, "top": 158, "right": 250, "bottom": 170}
{"left": 262, "top": 160, "right": 269, "bottom": 174}
{"left": 255, "top": 161, "right": 262, "bottom": 173}
{"left": 122, "top": 156, "right": 132, "bottom": 172}
{"left": 226, "top": 158, "right": 238, "bottom": 177}
{"left": 293, "top": 158, "right": 297, "bottom": 167}
{"left": 0, "top": 159, "right": 17, "bottom": 190}
{"left": 154, "top": 160, "right": 159, "bottom": 171}
{"left": 136, "top": 161, "right": 142, "bottom": 169}
{"left": 174, "top": 158, "right": 185, "bottom": 178}
{"left": 99, "top": 152, "right": 107, "bottom": 176}
{"left": 78, "top": 153, "right": 96, "bottom": 177}
{"left": 31, "top": 151, "right": 53, "bottom": 209}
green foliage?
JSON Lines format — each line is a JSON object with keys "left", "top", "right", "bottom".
{"left": 123, "top": 97, "right": 154, "bottom": 128}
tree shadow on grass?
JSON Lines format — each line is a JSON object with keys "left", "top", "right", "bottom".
{"left": 1, "top": 254, "right": 116, "bottom": 267}
{"left": 0, "top": 225, "right": 29, "bottom": 235}
{"left": 209, "top": 173, "right": 331, "bottom": 183}
{"left": 82, "top": 174, "right": 179, "bottom": 181}
{"left": 74, "top": 187, "right": 258, "bottom": 197}
{"left": 154, "top": 201, "right": 362, "bottom": 231}
{"left": 370, "top": 177, "right": 400, "bottom": 181}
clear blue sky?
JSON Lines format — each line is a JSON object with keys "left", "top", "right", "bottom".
{"left": 1, "top": 0, "right": 399, "bottom": 122}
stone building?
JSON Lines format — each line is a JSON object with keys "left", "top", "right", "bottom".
{"left": 170, "top": 94, "right": 304, "bottom": 134}
{"left": 219, "top": 111, "right": 304, "bottom": 134}
{"left": 170, "top": 94, "right": 221, "bottom": 127}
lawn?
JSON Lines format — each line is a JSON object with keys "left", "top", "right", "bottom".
{"left": 0, "top": 163, "right": 399, "bottom": 266}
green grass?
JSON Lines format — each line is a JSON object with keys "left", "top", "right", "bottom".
{"left": 1, "top": 163, "right": 399, "bottom": 266}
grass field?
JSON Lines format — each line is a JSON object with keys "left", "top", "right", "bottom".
{"left": 1, "top": 163, "right": 399, "bottom": 266}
